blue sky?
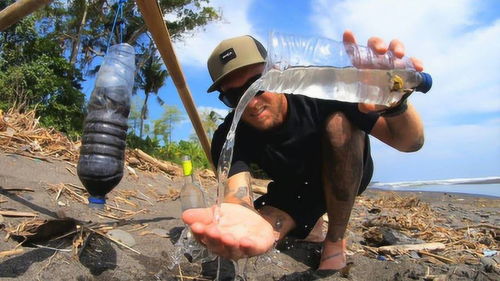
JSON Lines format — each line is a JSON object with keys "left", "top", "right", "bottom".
{"left": 83, "top": 0, "right": 500, "bottom": 183}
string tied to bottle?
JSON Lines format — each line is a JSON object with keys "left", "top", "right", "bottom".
{"left": 106, "top": 0, "right": 127, "bottom": 51}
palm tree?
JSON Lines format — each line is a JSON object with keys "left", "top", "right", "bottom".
{"left": 136, "top": 45, "right": 169, "bottom": 138}
{"left": 200, "top": 110, "right": 223, "bottom": 140}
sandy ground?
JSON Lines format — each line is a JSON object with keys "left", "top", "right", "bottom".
{"left": 0, "top": 151, "right": 499, "bottom": 281}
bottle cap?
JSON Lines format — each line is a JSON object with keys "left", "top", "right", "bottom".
{"left": 88, "top": 196, "right": 106, "bottom": 205}
{"left": 416, "top": 72, "right": 432, "bottom": 93}
{"left": 182, "top": 156, "right": 193, "bottom": 176}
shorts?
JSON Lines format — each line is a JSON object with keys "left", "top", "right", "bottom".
{"left": 254, "top": 135, "right": 373, "bottom": 239}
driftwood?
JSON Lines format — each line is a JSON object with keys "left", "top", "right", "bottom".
{"left": 130, "top": 149, "right": 181, "bottom": 176}
{"left": 419, "top": 250, "right": 456, "bottom": 264}
{"left": 0, "top": 210, "right": 38, "bottom": 217}
{"left": 378, "top": 242, "right": 446, "bottom": 255}
{"left": 0, "top": 248, "right": 24, "bottom": 258}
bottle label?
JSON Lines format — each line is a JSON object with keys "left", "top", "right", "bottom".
{"left": 182, "top": 160, "right": 193, "bottom": 176}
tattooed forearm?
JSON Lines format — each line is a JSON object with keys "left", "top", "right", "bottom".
{"left": 224, "top": 172, "right": 256, "bottom": 210}
{"left": 234, "top": 186, "right": 249, "bottom": 199}
{"left": 224, "top": 185, "right": 254, "bottom": 210}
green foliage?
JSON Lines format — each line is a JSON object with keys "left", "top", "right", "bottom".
{"left": 126, "top": 133, "right": 161, "bottom": 156}
{"left": 199, "top": 109, "right": 223, "bottom": 141}
{"left": 0, "top": 0, "right": 220, "bottom": 164}
{"left": 153, "top": 105, "right": 185, "bottom": 145}
{"left": 127, "top": 133, "right": 210, "bottom": 170}
{"left": 0, "top": 15, "right": 85, "bottom": 138}
{"left": 136, "top": 45, "right": 170, "bottom": 138}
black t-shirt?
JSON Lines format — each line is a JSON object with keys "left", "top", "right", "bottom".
{"left": 211, "top": 94, "right": 379, "bottom": 189}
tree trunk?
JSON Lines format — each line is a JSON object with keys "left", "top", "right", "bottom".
{"left": 69, "top": 0, "right": 88, "bottom": 65}
{"left": 139, "top": 91, "right": 149, "bottom": 138}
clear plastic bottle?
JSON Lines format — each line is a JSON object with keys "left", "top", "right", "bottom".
{"left": 180, "top": 155, "right": 207, "bottom": 211}
{"left": 77, "top": 43, "right": 135, "bottom": 206}
{"left": 176, "top": 155, "right": 212, "bottom": 264}
{"left": 262, "top": 31, "right": 432, "bottom": 105}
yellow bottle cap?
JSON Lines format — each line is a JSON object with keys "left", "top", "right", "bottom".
{"left": 182, "top": 158, "right": 193, "bottom": 176}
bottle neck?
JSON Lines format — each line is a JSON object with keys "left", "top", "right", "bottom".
{"left": 184, "top": 173, "right": 194, "bottom": 184}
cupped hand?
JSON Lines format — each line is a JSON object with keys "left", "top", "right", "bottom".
{"left": 182, "top": 203, "right": 277, "bottom": 260}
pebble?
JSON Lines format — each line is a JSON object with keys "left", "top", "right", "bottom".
{"left": 480, "top": 257, "right": 497, "bottom": 272}
{"left": 483, "top": 249, "right": 498, "bottom": 257}
{"left": 409, "top": 251, "right": 420, "bottom": 259}
{"left": 108, "top": 229, "right": 136, "bottom": 247}
{"left": 151, "top": 228, "right": 169, "bottom": 238}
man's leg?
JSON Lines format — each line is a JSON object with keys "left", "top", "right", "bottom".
{"left": 320, "top": 112, "right": 365, "bottom": 270}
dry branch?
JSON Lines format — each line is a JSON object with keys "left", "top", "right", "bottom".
{"left": 378, "top": 243, "right": 446, "bottom": 255}
{"left": 0, "top": 210, "right": 38, "bottom": 217}
{"left": 0, "top": 248, "right": 23, "bottom": 258}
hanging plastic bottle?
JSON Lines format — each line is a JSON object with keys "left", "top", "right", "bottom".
{"left": 77, "top": 43, "right": 135, "bottom": 207}
{"left": 180, "top": 155, "right": 207, "bottom": 211}
{"left": 260, "top": 31, "right": 432, "bottom": 106}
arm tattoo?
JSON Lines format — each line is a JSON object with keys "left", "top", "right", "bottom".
{"left": 234, "top": 186, "right": 249, "bottom": 199}
{"left": 224, "top": 185, "right": 256, "bottom": 211}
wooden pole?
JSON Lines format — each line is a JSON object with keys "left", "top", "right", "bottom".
{"left": 0, "top": 0, "right": 52, "bottom": 31}
{"left": 135, "top": 0, "right": 214, "bottom": 172}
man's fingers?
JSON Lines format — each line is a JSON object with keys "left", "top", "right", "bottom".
{"left": 410, "top": 57, "right": 424, "bottom": 72}
{"left": 388, "top": 39, "right": 405, "bottom": 58}
{"left": 367, "top": 37, "right": 387, "bottom": 54}
{"left": 190, "top": 222, "right": 207, "bottom": 236}
{"left": 182, "top": 207, "right": 213, "bottom": 225}
{"left": 342, "top": 29, "right": 357, "bottom": 45}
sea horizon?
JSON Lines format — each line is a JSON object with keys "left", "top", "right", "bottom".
{"left": 369, "top": 176, "right": 500, "bottom": 198}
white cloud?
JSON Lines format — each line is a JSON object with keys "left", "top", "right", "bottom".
{"left": 309, "top": 0, "right": 500, "bottom": 123}
{"left": 171, "top": 0, "right": 256, "bottom": 68}
{"left": 371, "top": 119, "right": 500, "bottom": 181}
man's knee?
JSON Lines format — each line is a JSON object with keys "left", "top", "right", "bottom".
{"left": 324, "top": 112, "right": 363, "bottom": 148}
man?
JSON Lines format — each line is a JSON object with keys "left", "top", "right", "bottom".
{"left": 182, "top": 30, "right": 425, "bottom": 272}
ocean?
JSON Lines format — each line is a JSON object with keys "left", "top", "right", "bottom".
{"left": 368, "top": 177, "right": 500, "bottom": 198}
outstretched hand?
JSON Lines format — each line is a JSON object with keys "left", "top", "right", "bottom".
{"left": 182, "top": 203, "right": 277, "bottom": 260}
{"left": 342, "top": 30, "right": 424, "bottom": 113}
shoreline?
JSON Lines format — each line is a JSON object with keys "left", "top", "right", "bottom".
{"left": 368, "top": 186, "right": 500, "bottom": 199}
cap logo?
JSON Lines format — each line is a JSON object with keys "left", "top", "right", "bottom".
{"left": 220, "top": 48, "right": 236, "bottom": 65}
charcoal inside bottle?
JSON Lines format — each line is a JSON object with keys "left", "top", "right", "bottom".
{"left": 77, "top": 86, "right": 130, "bottom": 204}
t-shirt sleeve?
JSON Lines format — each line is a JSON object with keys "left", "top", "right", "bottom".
{"left": 211, "top": 113, "right": 251, "bottom": 177}
{"left": 341, "top": 102, "right": 380, "bottom": 133}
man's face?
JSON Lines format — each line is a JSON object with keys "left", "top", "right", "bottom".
{"left": 219, "top": 64, "right": 287, "bottom": 131}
